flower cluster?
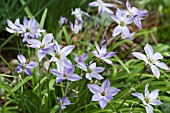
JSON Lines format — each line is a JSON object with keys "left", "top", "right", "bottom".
{"left": 6, "top": 17, "right": 45, "bottom": 42}
{"left": 6, "top": 0, "right": 169, "bottom": 112}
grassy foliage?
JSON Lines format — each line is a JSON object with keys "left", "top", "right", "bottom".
{"left": 0, "top": 0, "right": 170, "bottom": 113}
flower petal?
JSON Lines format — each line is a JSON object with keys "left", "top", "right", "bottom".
{"left": 42, "top": 33, "right": 53, "bottom": 46}
{"left": 17, "top": 54, "right": 26, "bottom": 64}
{"left": 112, "top": 25, "right": 121, "bottom": 37}
{"left": 68, "top": 74, "right": 82, "bottom": 81}
{"left": 150, "top": 99, "right": 163, "bottom": 106}
{"left": 102, "top": 58, "right": 113, "bottom": 65}
{"left": 25, "top": 61, "right": 38, "bottom": 68}
{"left": 145, "top": 83, "right": 150, "bottom": 98}
{"left": 132, "top": 92, "right": 144, "bottom": 100}
{"left": 111, "top": 15, "right": 120, "bottom": 23}
{"left": 149, "top": 89, "right": 159, "bottom": 100}
{"left": 24, "top": 68, "right": 32, "bottom": 76}
{"left": 50, "top": 69, "right": 62, "bottom": 76}
{"left": 60, "top": 45, "right": 75, "bottom": 56}
{"left": 103, "top": 52, "right": 116, "bottom": 59}
{"left": 56, "top": 77, "right": 64, "bottom": 84}
{"left": 38, "top": 50, "right": 46, "bottom": 62}
{"left": 132, "top": 52, "right": 147, "bottom": 61}
{"left": 126, "top": 0, "right": 131, "bottom": 11}
{"left": 101, "top": 80, "right": 110, "bottom": 90}
{"left": 92, "top": 94, "right": 102, "bottom": 101}
{"left": 155, "top": 62, "right": 169, "bottom": 71}
{"left": 89, "top": 2, "right": 99, "bottom": 6}
{"left": 99, "top": 99, "right": 108, "bottom": 109}
{"left": 144, "top": 43, "right": 153, "bottom": 59}
{"left": 93, "top": 67, "right": 105, "bottom": 73}
{"left": 145, "top": 105, "right": 153, "bottom": 113}
{"left": 87, "top": 84, "right": 101, "bottom": 94}
{"left": 152, "top": 52, "right": 163, "bottom": 61}
{"left": 151, "top": 65, "right": 160, "bottom": 79}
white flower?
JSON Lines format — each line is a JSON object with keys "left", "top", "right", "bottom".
{"left": 132, "top": 83, "right": 163, "bottom": 113}
{"left": 71, "top": 8, "right": 90, "bottom": 22}
{"left": 132, "top": 43, "right": 170, "bottom": 78}
{"left": 89, "top": 0, "right": 115, "bottom": 15}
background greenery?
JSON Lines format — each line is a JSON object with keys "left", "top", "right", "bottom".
{"left": 0, "top": 0, "right": 170, "bottom": 113}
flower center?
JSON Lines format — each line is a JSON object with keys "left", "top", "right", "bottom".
{"left": 144, "top": 98, "right": 150, "bottom": 103}
{"left": 101, "top": 92, "right": 106, "bottom": 96}
{"left": 87, "top": 69, "right": 92, "bottom": 73}
{"left": 120, "top": 21, "right": 124, "bottom": 27}
{"left": 26, "top": 28, "right": 30, "bottom": 32}
{"left": 40, "top": 45, "right": 45, "bottom": 48}
{"left": 63, "top": 74, "right": 68, "bottom": 78}
{"left": 55, "top": 54, "right": 60, "bottom": 59}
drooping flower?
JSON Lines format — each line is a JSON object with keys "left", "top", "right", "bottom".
{"left": 20, "top": 17, "right": 45, "bottom": 42}
{"left": 49, "top": 41, "right": 74, "bottom": 68}
{"left": 27, "top": 33, "right": 54, "bottom": 61}
{"left": 92, "top": 42, "right": 116, "bottom": 65}
{"left": 74, "top": 53, "right": 88, "bottom": 64}
{"left": 89, "top": 0, "right": 115, "bottom": 15}
{"left": 71, "top": 8, "right": 90, "bottom": 22}
{"left": 50, "top": 66, "right": 81, "bottom": 84}
{"left": 132, "top": 43, "right": 170, "bottom": 78}
{"left": 132, "top": 83, "right": 163, "bottom": 113}
{"left": 113, "top": 0, "right": 124, "bottom": 4}
{"left": 121, "top": 31, "right": 135, "bottom": 40}
{"left": 15, "top": 54, "right": 38, "bottom": 76}
{"left": 6, "top": 18, "right": 22, "bottom": 36}
{"left": 111, "top": 8, "right": 134, "bottom": 37}
{"left": 70, "top": 19, "right": 83, "bottom": 34}
{"left": 60, "top": 16, "right": 68, "bottom": 27}
{"left": 88, "top": 80, "right": 120, "bottom": 109}
{"left": 78, "top": 62, "right": 104, "bottom": 80}
{"left": 125, "top": 0, "right": 148, "bottom": 29}
{"left": 58, "top": 97, "right": 71, "bottom": 110}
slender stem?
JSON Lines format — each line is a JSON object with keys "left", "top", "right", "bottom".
{"left": 128, "top": 101, "right": 142, "bottom": 113}
{"left": 17, "top": 36, "right": 21, "bottom": 54}
{"left": 108, "top": 101, "right": 116, "bottom": 112}
{"left": 116, "top": 65, "right": 146, "bottom": 112}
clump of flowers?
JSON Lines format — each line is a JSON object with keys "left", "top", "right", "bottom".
{"left": 4, "top": 0, "right": 170, "bottom": 113}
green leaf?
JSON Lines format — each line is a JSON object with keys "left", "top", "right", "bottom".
{"left": 40, "top": 8, "right": 48, "bottom": 29}
{"left": 0, "top": 79, "right": 11, "bottom": 92}
{"left": 114, "top": 55, "right": 130, "bottom": 74}
{"left": 33, "top": 76, "right": 47, "bottom": 92}
{"left": 50, "top": 105, "right": 59, "bottom": 113}
{"left": 19, "top": 0, "right": 33, "bottom": 17}
{"left": 10, "top": 76, "right": 32, "bottom": 93}
{"left": 62, "top": 26, "right": 70, "bottom": 44}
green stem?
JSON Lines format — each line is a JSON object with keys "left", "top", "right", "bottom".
{"left": 108, "top": 101, "right": 116, "bottom": 112}
{"left": 116, "top": 65, "right": 146, "bottom": 112}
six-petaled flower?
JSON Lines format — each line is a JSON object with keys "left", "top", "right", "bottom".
{"left": 15, "top": 54, "right": 38, "bottom": 76}
{"left": 88, "top": 80, "right": 120, "bottom": 109}
{"left": 132, "top": 43, "right": 170, "bottom": 78}
{"left": 132, "top": 83, "right": 163, "bottom": 113}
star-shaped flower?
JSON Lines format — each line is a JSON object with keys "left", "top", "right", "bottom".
{"left": 89, "top": 0, "right": 115, "bottom": 15}
{"left": 58, "top": 97, "right": 71, "bottom": 110}
{"left": 78, "top": 62, "right": 104, "bottom": 80}
{"left": 92, "top": 42, "right": 116, "bottom": 65}
{"left": 111, "top": 8, "right": 134, "bottom": 37}
{"left": 132, "top": 83, "right": 163, "bottom": 113}
{"left": 88, "top": 80, "right": 120, "bottom": 109}
{"left": 15, "top": 54, "right": 38, "bottom": 76}
{"left": 27, "top": 33, "right": 54, "bottom": 61}
{"left": 50, "top": 66, "right": 81, "bottom": 83}
{"left": 132, "top": 43, "right": 169, "bottom": 78}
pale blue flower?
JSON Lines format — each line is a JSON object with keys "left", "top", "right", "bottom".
{"left": 132, "top": 84, "right": 163, "bottom": 113}
{"left": 132, "top": 43, "right": 170, "bottom": 78}
{"left": 88, "top": 80, "right": 120, "bottom": 109}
